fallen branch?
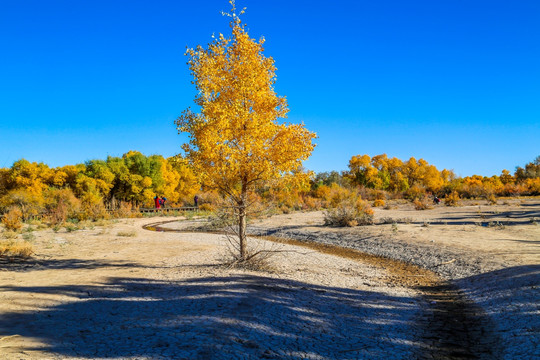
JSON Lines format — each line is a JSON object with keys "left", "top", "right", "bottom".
{"left": 435, "top": 258, "right": 456, "bottom": 266}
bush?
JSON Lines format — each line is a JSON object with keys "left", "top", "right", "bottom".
{"left": 413, "top": 196, "right": 433, "bottom": 210}
{"left": 1, "top": 207, "right": 23, "bottom": 231}
{"left": 373, "top": 199, "right": 386, "bottom": 207}
{"left": 199, "top": 203, "right": 216, "bottom": 212}
{"left": 111, "top": 201, "right": 136, "bottom": 218}
{"left": 324, "top": 196, "right": 374, "bottom": 227}
{"left": 0, "top": 189, "right": 43, "bottom": 220}
{"left": 78, "top": 192, "right": 108, "bottom": 221}
{"left": 0, "top": 240, "right": 33, "bottom": 259}
{"left": 65, "top": 223, "right": 80, "bottom": 232}
{"left": 444, "top": 191, "right": 460, "bottom": 206}
{"left": 486, "top": 193, "right": 497, "bottom": 205}
{"left": 195, "top": 191, "right": 221, "bottom": 211}
{"left": 313, "top": 184, "right": 331, "bottom": 201}
{"left": 367, "top": 189, "right": 388, "bottom": 202}
{"left": 383, "top": 202, "right": 396, "bottom": 210}
{"left": 301, "top": 195, "right": 322, "bottom": 210}
{"left": 44, "top": 188, "right": 81, "bottom": 225}
{"left": 405, "top": 185, "right": 426, "bottom": 201}
{"left": 201, "top": 207, "right": 237, "bottom": 231}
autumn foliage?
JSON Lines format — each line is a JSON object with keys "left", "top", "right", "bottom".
{"left": 1, "top": 207, "right": 23, "bottom": 231}
{"left": 177, "top": 2, "right": 316, "bottom": 259}
{"left": 347, "top": 153, "right": 540, "bottom": 201}
{"left": 0, "top": 152, "right": 201, "bottom": 223}
{"left": 1, "top": 150, "right": 538, "bottom": 228}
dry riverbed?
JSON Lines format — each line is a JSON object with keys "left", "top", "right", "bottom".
{"left": 0, "top": 198, "right": 538, "bottom": 359}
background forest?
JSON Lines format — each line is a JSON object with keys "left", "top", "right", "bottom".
{"left": 1, "top": 152, "right": 538, "bottom": 224}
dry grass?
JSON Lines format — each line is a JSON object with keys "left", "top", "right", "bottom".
{"left": 94, "top": 219, "right": 110, "bottom": 227}
{"left": 486, "top": 194, "right": 498, "bottom": 205}
{"left": 413, "top": 197, "right": 433, "bottom": 210}
{"left": 323, "top": 198, "right": 374, "bottom": 227}
{"left": 0, "top": 240, "right": 34, "bottom": 259}
{"left": 65, "top": 223, "right": 81, "bottom": 232}
{"left": 2, "top": 230, "right": 19, "bottom": 239}
{"left": 379, "top": 217, "right": 396, "bottom": 225}
{"left": 1, "top": 207, "right": 23, "bottom": 231}
{"left": 117, "top": 231, "right": 137, "bottom": 237}
{"left": 112, "top": 202, "right": 139, "bottom": 219}
{"left": 22, "top": 232, "right": 35, "bottom": 241}
{"left": 383, "top": 203, "right": 397, "bottom": 210}
{"left": 379, "top": 217, "right": 413, "bottom": 225}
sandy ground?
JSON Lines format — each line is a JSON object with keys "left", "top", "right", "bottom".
{"left": 0, "top": 218, "right": 424, "bottom": 359}
{"left": 0, "top": 198, "right": 538, "bottom": 359}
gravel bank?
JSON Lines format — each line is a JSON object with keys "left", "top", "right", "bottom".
{"left": 247, "top": 226, "right": 505, "bottom": 280}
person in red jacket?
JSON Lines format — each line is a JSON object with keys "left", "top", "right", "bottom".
{"left": 154, "top": 195, "right": 161, "bottom": 209}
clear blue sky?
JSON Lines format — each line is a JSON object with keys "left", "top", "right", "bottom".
{"left": 1, "top": 0, "right": 538, "bottom": 177}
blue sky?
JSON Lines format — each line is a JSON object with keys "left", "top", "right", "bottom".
{"left": 1, "top": 0, "right": 538, "bottom": 177}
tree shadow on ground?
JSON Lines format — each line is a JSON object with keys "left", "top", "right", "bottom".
{"left": 455, "top": 264, "right": 540, "bottom": 359}
{"left": 0, "top": 258, "right": 145, "bottom": 272}
{"left": 0, "top": 275, "right": 421, "bottom": 359}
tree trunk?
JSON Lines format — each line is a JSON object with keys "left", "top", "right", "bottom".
{"left": 238, "top": 205, "right": 247, "bottom": 259}
{"left": 238, "top": 182, "right": 248, "bottom": 260}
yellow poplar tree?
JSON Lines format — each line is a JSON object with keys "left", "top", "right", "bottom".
{"left": 176, "top": 1, "right": 316, "bottom": 260}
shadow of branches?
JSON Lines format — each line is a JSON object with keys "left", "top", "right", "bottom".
{"left": 0, "top": 258, "right": 144, "bottom": 272}
{"left": 0, "top": 275, "right": 420, "bottom": 359}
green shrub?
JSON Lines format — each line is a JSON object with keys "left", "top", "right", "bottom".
{"left": 22, "top": 232, "right": 35, "bottom": 241}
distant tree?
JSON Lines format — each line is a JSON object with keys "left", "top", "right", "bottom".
{"left": 106, "top": 156, "right": 132, "bottom": 205}
{"left": 499, "top": 169, "right": 514, "bottom": 185}
{"left": 313, "top": 171, "right": 347, "bottom": 188}
{"left": 52, "top": 164, "right": 85, "bottom": 190}
{"left": 0, "top": 168, "right": 9, "bottom": 196}
{"left": 176, "top": 2, "right": 316, "bottom": 261}
{"left": 168, "top": 155, "right": 200, "bottom": 204}
{"left": 122, "top": 151, "right": 164, "bottom": 205}
{"left": 515, "top": 156, "right": 540, "bottom": 180}
{"left": 348, "top": 154, "right": 449, "bottom": 195}
{"left": 348, "top": 154, "right": 376, "bottom": 187}
{"left": 8, "top": 159, "right": 53, "bottom": 196}
{"left": 83, "top": 160, "right": 115, "bottom": 199}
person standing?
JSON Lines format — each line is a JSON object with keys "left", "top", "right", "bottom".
{"left": 194, "top": 195, "right": 199, "bottom": 207}
{"left": 154, "top": 195, "right": 161, "bottom": 209}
